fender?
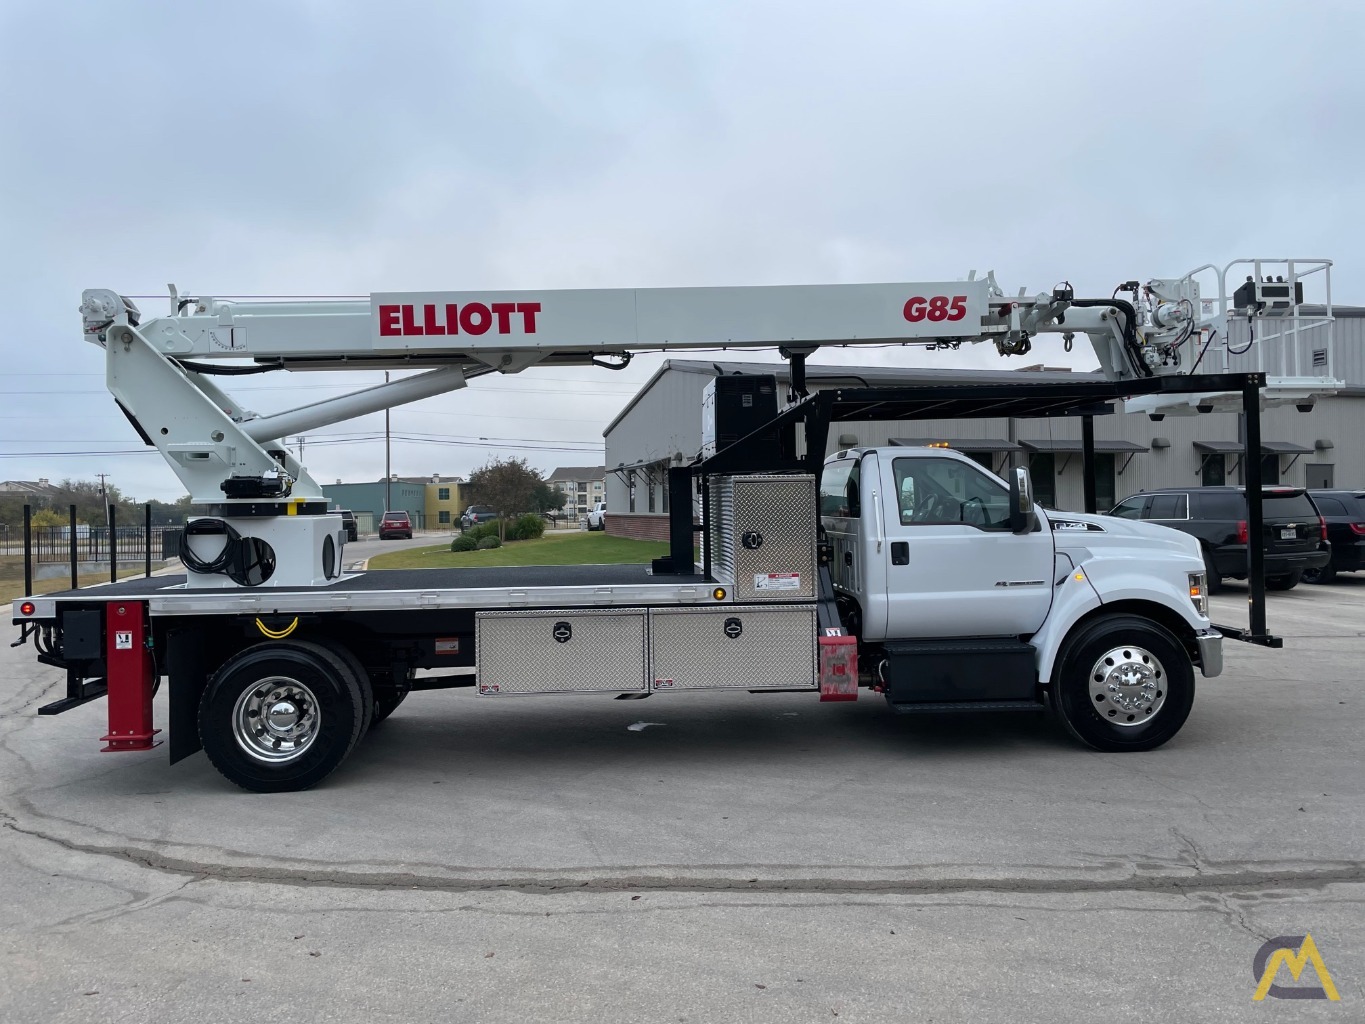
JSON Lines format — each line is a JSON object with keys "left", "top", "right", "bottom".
{"left": 1033, "top": 553, "right": 1207, "bottom": 682}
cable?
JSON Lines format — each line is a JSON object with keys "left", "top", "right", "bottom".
{"left": 178, "top": 518, "right": 276, "bottom": 587}
{"left": 175, "top": 358, "right": 284, "bottom": 376}
{"left": 1226, "top": 319, "right": 1255, "bottom": 356}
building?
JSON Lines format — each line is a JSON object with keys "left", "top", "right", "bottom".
{"left": 0, "top": 479, "right": 61, "bottom": 502}
{"left": 547, "top": 466, "right": 606, "bottom": 517}
{"left": 602, "top": 353, "right": 1365, "bottom": 539}
{"left": 321, "top": 478, "right": 427, "bottom": 532}
{"left": 396, "top": 475, "right": 467, "bottom": 528}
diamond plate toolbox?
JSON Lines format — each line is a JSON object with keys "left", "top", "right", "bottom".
{"left": 649, "top": 605, "right": 817, "bottom": 691}
{"left": 710, "top": 474, "right": 818, "bottom": 601}
{"left": 476, "top": 609, "right": 647, "bottom": 695}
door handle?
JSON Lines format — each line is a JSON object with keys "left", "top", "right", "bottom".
{"left": 890, "top": 541, "right": 909, "bottom": 566}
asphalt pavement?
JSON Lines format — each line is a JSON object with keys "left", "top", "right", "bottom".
{"left": 2, "top": 575, "right": 1362, "bottom": 1021}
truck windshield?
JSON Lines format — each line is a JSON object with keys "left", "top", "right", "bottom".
{"left": 893, "top": 456, "right": 1010, "bottom": 530}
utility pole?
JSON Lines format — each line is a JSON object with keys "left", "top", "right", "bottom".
{"left": 384, "top": 371, "right": 392, "bottom": 511}
{"left": 294, "top": 435, "right": 306, "bottom": 462}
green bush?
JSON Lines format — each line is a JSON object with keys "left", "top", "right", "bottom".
{"left": 506, "top": 513, "right": 546, "bottom": 541}
{"left": 450, "top": 535, "right": 479, "bottom": 552}
{"left": 464, "top": 521, "right": 499, "bottom": 541}
{"left": 475, "top": 535, "right": 502, "bottom": 550}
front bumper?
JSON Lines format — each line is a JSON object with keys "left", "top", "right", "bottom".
{"left": 1194, "top": 629, "right": 1223, "bottom": 678}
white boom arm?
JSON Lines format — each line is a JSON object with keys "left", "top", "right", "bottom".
{"left": 78, "top": 261, "right": 1339, "bottom": 588}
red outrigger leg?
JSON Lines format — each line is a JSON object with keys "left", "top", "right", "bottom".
{"left": 100, "top": 600, "right": 161, "bottom": 751}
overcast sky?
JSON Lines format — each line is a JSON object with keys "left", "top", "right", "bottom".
{"left": 2, "top": 0, "right": 1362, "bottom": 501}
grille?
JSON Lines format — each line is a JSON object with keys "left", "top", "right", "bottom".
{"left": 649, "top": 605, "right": 817, "bottom": 690}
{"left": 475, "top": 610, "right": 647, "bottom": 694}
{"left": 710, "top": 475, "right": 818, "bottom": 601}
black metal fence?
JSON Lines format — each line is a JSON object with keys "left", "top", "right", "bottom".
{"left": 1, "top": 524, "right": 181, "bottom": 563}
{"left": 2, "top": 504, "right": 173, "bottom": 594}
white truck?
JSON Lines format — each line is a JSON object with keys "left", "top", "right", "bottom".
{"left": 586, "top": 502, "right": 607, "bottom": 531}
{"left": 10, "top": 260, "right": 1334, "bottom": 790}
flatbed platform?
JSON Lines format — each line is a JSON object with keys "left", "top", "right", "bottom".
{"left": 15, "top": 564, "right": 721, "bottom": 620}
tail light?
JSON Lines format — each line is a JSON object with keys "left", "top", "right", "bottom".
{"left": 1319, "top": 516, "right": 1328, "bottom": 541}
{"left": 1236, "top": 519, "right": 1248, "bottom": 545}
{"left": 1351, "top": 522, "right": 1365, "bottom": 537}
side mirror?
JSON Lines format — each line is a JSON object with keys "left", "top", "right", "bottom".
{"left": 1009, "top": 466, "right": 1038, "bottom": 535}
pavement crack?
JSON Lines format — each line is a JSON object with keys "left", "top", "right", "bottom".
{"left": 3, "top": 814, "right": 1362, "bottom": 898}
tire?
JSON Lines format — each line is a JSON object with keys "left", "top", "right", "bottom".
{"left": 1265, "top": 570, "right": 1303, "bottom": 591}
{"left": 1302, "top": 563, "right": 1336, "bottom": 585}
{"left": 1051, "top": 614, "right": 1195, "bottom": 753}
{"left": 1202, "top": 549, "right": 1223, "bottom": 595}
{"left": 198, "top": 640, "right": 366, "bottom": 792}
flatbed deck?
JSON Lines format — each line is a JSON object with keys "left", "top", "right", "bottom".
{"left": 15, "top": 564, "right": 721, "bottom": 620}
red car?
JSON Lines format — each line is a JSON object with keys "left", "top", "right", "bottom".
{"left": 378, "top": 510, "right": 413, "bottom": 540}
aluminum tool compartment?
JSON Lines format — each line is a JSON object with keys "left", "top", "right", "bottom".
{"left": 708, "top": 474, "right": 818, "bottom": 601}
{"left": 649, "top": 605, "right": 818, "bottom": 691}
{"left": 476, "top": 609, "right": 649, "bottom": 695}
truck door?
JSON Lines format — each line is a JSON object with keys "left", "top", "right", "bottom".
{"left": 876, "top": 452, "right": 1054, "bottom": 639}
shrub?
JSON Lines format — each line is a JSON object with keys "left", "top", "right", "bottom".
{"left": 450, "top": 535, "right": 478, "bottom": 552}
{"left": 464, "top": 521, "right": 499, "bottom": 542}
{"left": 475, "top": 535, "right": 502, "bottom": 550}
{"left": 506, "top": 513, "right": 546, "bottom": 541}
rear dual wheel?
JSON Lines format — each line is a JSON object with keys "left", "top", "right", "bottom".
{"left": 199, "top": 640, "right": 372, "bottom": 792}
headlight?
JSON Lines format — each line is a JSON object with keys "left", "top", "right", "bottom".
{"left": 1187, "top": 572, "right": 1208, "bottom": 616}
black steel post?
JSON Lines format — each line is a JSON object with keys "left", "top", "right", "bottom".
{"left": 663, "top": 466, "right": 695, "bottom": 575}
{"left": 700, "top": 477, "right": 712, "bottom": 582}
{"left": 1081, "top": 415, "right": 1097, "bottom": 513}
{"left": 1243, "top": 380, "right": 1266, "bottom": 639}
{"left": 109, "top": 503, "right": 117, "bottom": 584}
{"left": 22, "top": 504, "right": 32, "bottom": 598}
{"left": 68, "top": 505, "right": 78, "bottom": 590}
{"left": 144, "top": 503, "right": 152, "bottom": 578}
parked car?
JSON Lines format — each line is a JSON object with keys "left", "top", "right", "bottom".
{"left": 461, "top": 505, "right": 495, "bottom": 530}
{"left": 1107, "top": 486, "right": 1329, "bottom": 592}
{"left": 378, "top": 510, "right": 413, "bottom": 540}
{"left": 586, "top": 501, "right": 607, "bottom": 530}
{"left": 336, "top": 508, "right": 358, "bottom": 543}
{"left": 1304, "top": 489, "right": 1365, "bottom": 583}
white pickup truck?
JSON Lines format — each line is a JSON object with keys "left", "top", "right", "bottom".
{"left": 586, "top": 502, "right": 607, "bottom": 530}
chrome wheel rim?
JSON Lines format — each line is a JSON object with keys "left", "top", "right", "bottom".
{"left": 1088, "top": 646, "right": 1166, "bottom": 727}
{"left": 232, "top": 676, "right": 320, "bottom": 762}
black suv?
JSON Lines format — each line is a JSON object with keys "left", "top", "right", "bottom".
{"left": 1108, "top": 486, "right": 1329, "bottom": 592}
{"left": 1304, "top": 489, "right": 1365, "bottom": 583}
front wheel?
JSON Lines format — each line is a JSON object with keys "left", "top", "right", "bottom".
{"left": 199, "top": 640, "right": 367, "bottom": 792}
{"left": 1050, "top": 614, "right": 1195, "bottom": 752}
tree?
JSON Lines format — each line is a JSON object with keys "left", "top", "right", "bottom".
{"left": 466, "top": 457, "right": 545, "bottom": 539}
{"left": 532, "top": 481, "right": 567, "bottom": 518}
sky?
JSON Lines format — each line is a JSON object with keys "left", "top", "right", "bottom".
{"left": 1, "top": 0, "right": 1362, "bottom": 501}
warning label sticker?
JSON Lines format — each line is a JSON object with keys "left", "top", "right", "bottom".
{"left": 434, "top": 638, "right": 460, "bottom": 654}
{"left": 114, "top": 631, "right": 134, "bottom": 651}
{"left": 754, "top": 573, "right": 801, "bottom": 591}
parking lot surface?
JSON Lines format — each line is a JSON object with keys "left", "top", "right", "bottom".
{"left": 3, "top": 578, "right": 1362, "bottom": 1021}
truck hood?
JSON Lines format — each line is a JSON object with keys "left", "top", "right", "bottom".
{"left": 1045, "top": 510, "right": 1203, "bottom": 563}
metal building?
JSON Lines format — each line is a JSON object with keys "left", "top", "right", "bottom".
{"left": 603, "top": 354, "right": 1364, "bottom": 538}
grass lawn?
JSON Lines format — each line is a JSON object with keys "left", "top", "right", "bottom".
{"left": 366, "top": 531, "right": 670, "bottom": 570}
{"left": 1, "top": 567, "right": 149, "bottom": 605}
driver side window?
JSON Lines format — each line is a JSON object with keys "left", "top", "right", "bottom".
{"left": 892, "top": 456, "right": 1011, "bottom": 530}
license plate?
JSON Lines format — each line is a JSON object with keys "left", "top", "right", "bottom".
{"left": 1280, "top": 527, "right": 1296, "bottom": 540}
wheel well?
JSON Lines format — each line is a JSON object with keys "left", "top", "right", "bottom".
{"left": 1051, "top": 600, "right": 1201, "bottom": 683}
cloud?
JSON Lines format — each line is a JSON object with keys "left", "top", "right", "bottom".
{"left": 1, "top": 0, "right": 1361, "bottom": 499}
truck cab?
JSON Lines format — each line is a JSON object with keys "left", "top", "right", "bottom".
{"left": 821, "top": 447, "right": 1223, "bottom": 750}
